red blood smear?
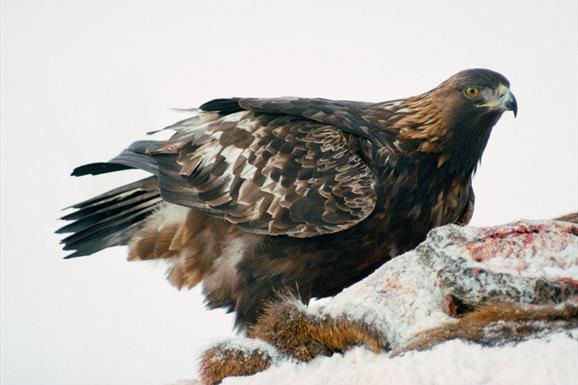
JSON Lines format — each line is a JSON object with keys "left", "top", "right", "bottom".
{"left": 559, "top": 277, "right": 578, "bottom": 288}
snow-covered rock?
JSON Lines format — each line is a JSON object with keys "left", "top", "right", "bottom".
{"left": 314, "top": 220, "right": 577, "bottom": 349}
{"left": 190, "top": 220, "right": 578, "bottom": 384}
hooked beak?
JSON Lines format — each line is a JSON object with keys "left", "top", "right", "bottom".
{"left": 500, "top": 87, "right": 518, "bottom": 117}
{"left": 477, "top": 84, "right": 518, "bottom": 117}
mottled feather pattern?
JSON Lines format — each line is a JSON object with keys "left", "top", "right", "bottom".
{"left": 153, "top": 111, "right": 377, "bottom": 237}
{"left": 58, "top": 69, "right": 517, "bottom": 328}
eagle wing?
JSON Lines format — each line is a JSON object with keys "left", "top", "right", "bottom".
{"left": 200, "top": 97, "right": 393, "bottom": 146}
{"left": 76, "top": 105, "right": 379, "bottom": 238}
{"left": 157, "top": 110, "right": 377, "bottom": 237}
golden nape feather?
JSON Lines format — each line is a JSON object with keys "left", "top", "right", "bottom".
{"left": 58, "top": 68, "right": 518, "bottom": 328}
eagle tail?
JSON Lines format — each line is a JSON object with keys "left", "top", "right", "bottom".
{"left": 57, "top": 176, "right": 163, "bottom": 258}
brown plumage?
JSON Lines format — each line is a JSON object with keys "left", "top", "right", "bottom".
{"left": 57, "top": 68, "right": 517, "bottom": 328}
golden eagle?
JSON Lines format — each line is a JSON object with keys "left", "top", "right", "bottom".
{"left": 58, "top": 69, "right": 517, "bottom": 328}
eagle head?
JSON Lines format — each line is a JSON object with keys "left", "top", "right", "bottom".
{"left": 441, "top": 68, "right": 517, "bottom": 118}
{"left": 393, "top": 68, "right": 517, "bottom": 173}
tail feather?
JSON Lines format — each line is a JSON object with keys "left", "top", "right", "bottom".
{"left": 64, "top": 177, "right": 157, "bottom": 211}
{"left": 59, "top": 195, "right": 160, "bottom": 239}
{"left": 61, "top": 205, "right": 158, "bottom": 256}
{"left": 58, "top": 190, "right": 159, "bottom": 232}
{"left": 58, "top": 176, "right": 162, "bottom": 258}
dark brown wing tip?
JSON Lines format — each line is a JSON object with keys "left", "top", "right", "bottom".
{"left": 71, "top": 162, "right": 132, "bottom": 177}
{"left": 199, "top": 98, "right": 243, "bottom": 114}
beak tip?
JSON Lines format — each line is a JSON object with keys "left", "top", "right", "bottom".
{"left": 506, "top": 93, "right": 518, "bottom": 118}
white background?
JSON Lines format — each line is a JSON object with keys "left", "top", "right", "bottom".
{"left": 1, "top": 1, "right": 576, "bottom": 384}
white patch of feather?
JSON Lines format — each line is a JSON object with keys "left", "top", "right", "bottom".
{"left": 148, "top": 203, "right": 190, "bottom": 231}
{"left": 220, "top": 145, "right": 244, "bottom": 163}
{"left": 237, "top": 180, "right": 255, "bottom": 203}
{"left": 236, "top": 118, "right": 257, "bottom": 131}
{"left": 221, "top": 111, "right": 250, "bottom": 123}
{"left": 171, "top": 111, "right": 218, "bottom": 129}
{"left": 239, "top": 162, "right": 259, "bottom": 180}
{"left": 193, "top": 142, "right": 223, "bottom": 170}
{"left": 202, "top": 236, "right": 249, "bottom": 294}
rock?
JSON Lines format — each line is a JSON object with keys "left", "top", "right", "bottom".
{"left": 199, "top": 220, "right": 578, "bottom": 384}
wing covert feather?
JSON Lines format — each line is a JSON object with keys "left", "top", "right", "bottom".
{"left": 155, "top": 111, "right": 377, "bottom": 237}
{"left": 202, "top": 97, "right": 390, "bottom": 146}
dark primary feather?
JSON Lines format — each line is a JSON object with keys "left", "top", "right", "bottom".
{"left": 200, "top": 98, "right": 243, "bottom": 115}
{"left": 58, "top": 68, "right": 516, "bottom": 328}
{"left": 73, "top": 140, "right": 161, "bottom": 176}
{"left": 59, "top": 177, "right": 162, "bottom": 258}
{"left": 72, "top": 162, "right": 132, "bottom": 176}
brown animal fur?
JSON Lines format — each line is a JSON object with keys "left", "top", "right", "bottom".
{"left": 200, "top": 343, "right": 273, "bottom": 385}
{"left": 393, "top": 302, "right": 578, "bottom": 356}
{"left": 200, "top": 299, "right": 578, "bottom": 383}
{"left": 555, "top": 212, "right": 578, "bottom": 224}
{"left": 250, "top": 298, "right": 578, "bottom": 360}
{"left": 249, "top": 297, "right": 386, "bottom": 361}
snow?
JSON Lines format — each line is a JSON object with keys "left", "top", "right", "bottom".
{"left": 226, "top": 331, "right": 578, "bottom": 385}
{"left": 254, "top": 331, "right": 577, "bottom": 385}
{"left": 421, "top": 220, "right": 578, "bottom": 307}
{"left": 316, "top": 252, "right": 451, "bottom": 347}
{"left": 205, "top": 338, "right": 286, "bottom": 364}
{"left": 170, "top": 381, "right": 201, "bottom": 385}
{"left": 427, "top": 221, "right": 578, "bottom": 281}
{"left": 170, "top": 331, "right": 578, "bottom": 385}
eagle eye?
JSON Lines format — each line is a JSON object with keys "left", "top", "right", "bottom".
{"left": 464, "top": 87, "right": 479, "bottom": 98}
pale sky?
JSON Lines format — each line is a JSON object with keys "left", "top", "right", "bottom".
{"left": 1, "top": 1, "right": 576, "bottom": 384}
